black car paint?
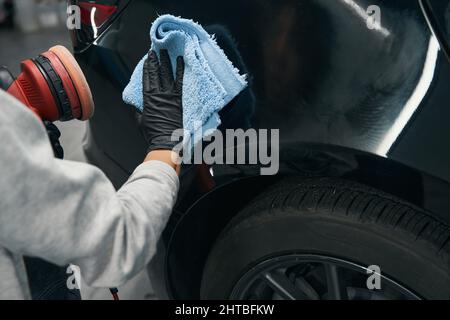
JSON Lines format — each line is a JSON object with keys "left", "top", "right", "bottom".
{"left": 71, "top": 0, "right": 450, "bottom": 298}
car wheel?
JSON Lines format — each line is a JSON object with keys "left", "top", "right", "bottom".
{"left": 200, "top": 178, "right": 450, "bottom": 300}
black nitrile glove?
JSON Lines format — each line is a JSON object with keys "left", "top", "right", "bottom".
{"left": 140, "top": 49, "right": 185, "bottom": 153}
{"left": 44, "top": 121, "right": 64, "bottom": 159}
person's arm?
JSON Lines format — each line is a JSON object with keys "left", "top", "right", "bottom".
{"left": 145, "top": 150, "right": 181, "bottom": 175}
{"left": 0, "top": 50, "right": 185, "bottom": 287}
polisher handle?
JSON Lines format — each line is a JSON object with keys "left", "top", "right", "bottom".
{"left": 0, "top": 66, "right": 14, "bottom": 91}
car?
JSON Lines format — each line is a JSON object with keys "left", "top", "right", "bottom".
{"left": 70, "top": 0, "right": 450, "bottom": 299}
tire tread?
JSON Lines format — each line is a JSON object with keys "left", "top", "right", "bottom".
{"left": 220, "top": 178, "right": 450, "bottom": 258}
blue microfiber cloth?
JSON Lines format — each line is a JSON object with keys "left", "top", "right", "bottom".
{"left": 123, "top": 14, "right": 248, "bottom": 144}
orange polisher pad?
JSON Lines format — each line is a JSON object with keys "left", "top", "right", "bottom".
{"left": 48, "top": 45, "right": 95, "bottom": 121}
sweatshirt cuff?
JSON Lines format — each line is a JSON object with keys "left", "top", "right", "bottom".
{"left": 132, "top": 160, "right": 179, "bottom": 187}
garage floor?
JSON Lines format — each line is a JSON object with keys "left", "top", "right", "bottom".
{"left": 0, "top": 26, "right": 155, "bottom": 300}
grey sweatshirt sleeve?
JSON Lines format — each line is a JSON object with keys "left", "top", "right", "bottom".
{"left": 0, "top": 91, "right": 179, "bottom": 287}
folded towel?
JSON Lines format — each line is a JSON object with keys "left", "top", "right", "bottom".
{"left": 123, "top": 14, "right": 248, "bottom": 144}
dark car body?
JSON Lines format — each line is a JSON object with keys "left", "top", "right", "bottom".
{"left": 70, "top": 0, "right": 450, "bottom": 299}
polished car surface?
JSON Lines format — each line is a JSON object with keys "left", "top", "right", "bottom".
{"left": 71, "top": 0, "right": 450, "bottom": 299}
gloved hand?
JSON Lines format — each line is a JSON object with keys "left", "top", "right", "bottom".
{"left": 44, "top": 121, "right": 64, "bottom": 159}
{"left": 140, "top": 49, "right": 185, "bottom": 153}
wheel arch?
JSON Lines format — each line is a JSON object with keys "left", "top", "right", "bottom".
{"left": 165, "top": 143, "right": 450, "bottom": 299}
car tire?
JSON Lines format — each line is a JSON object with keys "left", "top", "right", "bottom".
{"left": 200, "top": 178, "right": 450, "bottom": 299}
